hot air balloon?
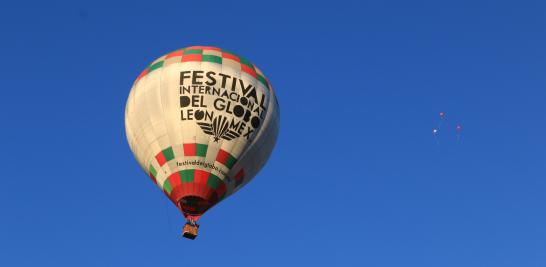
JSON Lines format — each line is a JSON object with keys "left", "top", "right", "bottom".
{"left": 456, "top": 124, "right": 462, "bottom": 142}
{"left": 125, "top": 46, "right": 280, "bottom": 239}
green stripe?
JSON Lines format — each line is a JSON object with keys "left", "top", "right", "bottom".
{"left": 148, "top": 61, "right": 164, "bottom": 73}
{"left": 183, "top": 49, "right": 202, "bottom": 55}
{"left": 163, "top": 147, "right": 174, "bottom": 161}
{"left": 180, "top": 169, "right": 194, "bottom": 183}
{"left": 207, "top": 174, "right": 222, "bottom": 190}
{"left": 225, "top": 155, "right": 237, "bottom": 169}
{"left": 239, "top": 57, "right": 254, "bottom": 69}
{"left": 149, "top": 165, "right": 157, "bottom": 177}
{"left": 196, "top": 144, "right": 208, "bottom": 157}
{"left": 163, "top": 180, "right": 173, "bottom": 194}
{"left": 257, "top": 74, "right": 269, "bottom": 89}
{"left": 136, "top": 47, "right": 270, "bottom": 84}
{"left": 202, "top": 55, "right": 222, "bottom": 64}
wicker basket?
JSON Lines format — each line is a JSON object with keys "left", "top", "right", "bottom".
{"left": 182, "top": 223, "right": 199, "bottom": 240}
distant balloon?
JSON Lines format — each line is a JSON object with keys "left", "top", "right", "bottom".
{"left": 456, "top": 124, "right": 462, "bottom": 142}
{"left": 437, "top": 112, "right": 446, "bottom": 129}
{"left": 432, "top": 128, "right": 439, "bottom": 145}
{"left": 125, "top": 46, "right": 280, "bottom": 239}
{"left": 431, "top": 111, "right": 464, "bottom": 145}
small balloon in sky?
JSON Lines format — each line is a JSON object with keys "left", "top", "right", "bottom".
{"left": 456, "top": 124, "right": 463, "bottom": 142}
{"left": 437, "top": 112, "right": 446, "bottom": 129}
{"left": 432, "top": 128, "right": 440, "bottom": 145}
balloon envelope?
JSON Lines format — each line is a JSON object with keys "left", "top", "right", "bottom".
{"left": 125, "top": 46, "right": 280, "bottom": 221}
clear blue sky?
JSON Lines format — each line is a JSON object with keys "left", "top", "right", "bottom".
{"left": 1, "top": 0, "right": 545, "bottom": 266}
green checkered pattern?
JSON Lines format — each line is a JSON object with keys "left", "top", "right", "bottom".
{"left": 135, "top": 46, "right": 271, "bottom": 91}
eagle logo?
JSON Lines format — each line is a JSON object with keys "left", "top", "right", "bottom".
{"left": 197, "top": 115, "right": 240, "bottom": 142}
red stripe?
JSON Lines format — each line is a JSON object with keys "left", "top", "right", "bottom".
{"left": 215, "top": 149, "right": 229, "bottom": 165}
{"left": 170, "top": 186, "right": 185, "bottom": 203}
{"left": 181, "top": 54, "right": 202, "bottom": 62}
{"left": 168, "top": 172, "right": 182, "bottom": 187}
{"left": 234, "top": 169, "right": 245, "bottom": 186}
{"left": 155, "top": 151, "right": 167, "bottom": 166}
{"left": 194, "top": 170, "right": 210, "bottom": 199}
{"left": 137, "top": 68, "right": 149, "bottom": 81}
{"left": 166, "top": 50, "right": 184, "bottom": 58}
{"left": 183, "top": 143, "right": 196, "bottom": 156}
{"left": 194, "top": 170, "right": 209, "bottom": 184}
{"left": 216, "top": 183, "right": 227, "bottom": 199}
{"left": 202, "top": 46, "right": 222, "bottom": 51}
{"left": 235, "top": 169, "right": 245, "bottom": 179}
{"left": 241, "top": 64, "right": 257, "bottom": 78}
{"left": 221, "top": 52, "right": 240, "bottom": 62}
{"left": 164, "top": 169, "right": 229, "bottom": 222}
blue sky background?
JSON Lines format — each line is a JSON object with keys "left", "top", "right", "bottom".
{"left": 1, "top": 0, "right": 545, "bottom": 266}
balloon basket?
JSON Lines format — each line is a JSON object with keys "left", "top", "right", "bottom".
{"left": 182, "top": 223, "right": 199, "bottom": 240}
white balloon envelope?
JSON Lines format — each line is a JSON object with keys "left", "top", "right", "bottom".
{"left": 125, "top": 46, "right": 280, "bottom": 238}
